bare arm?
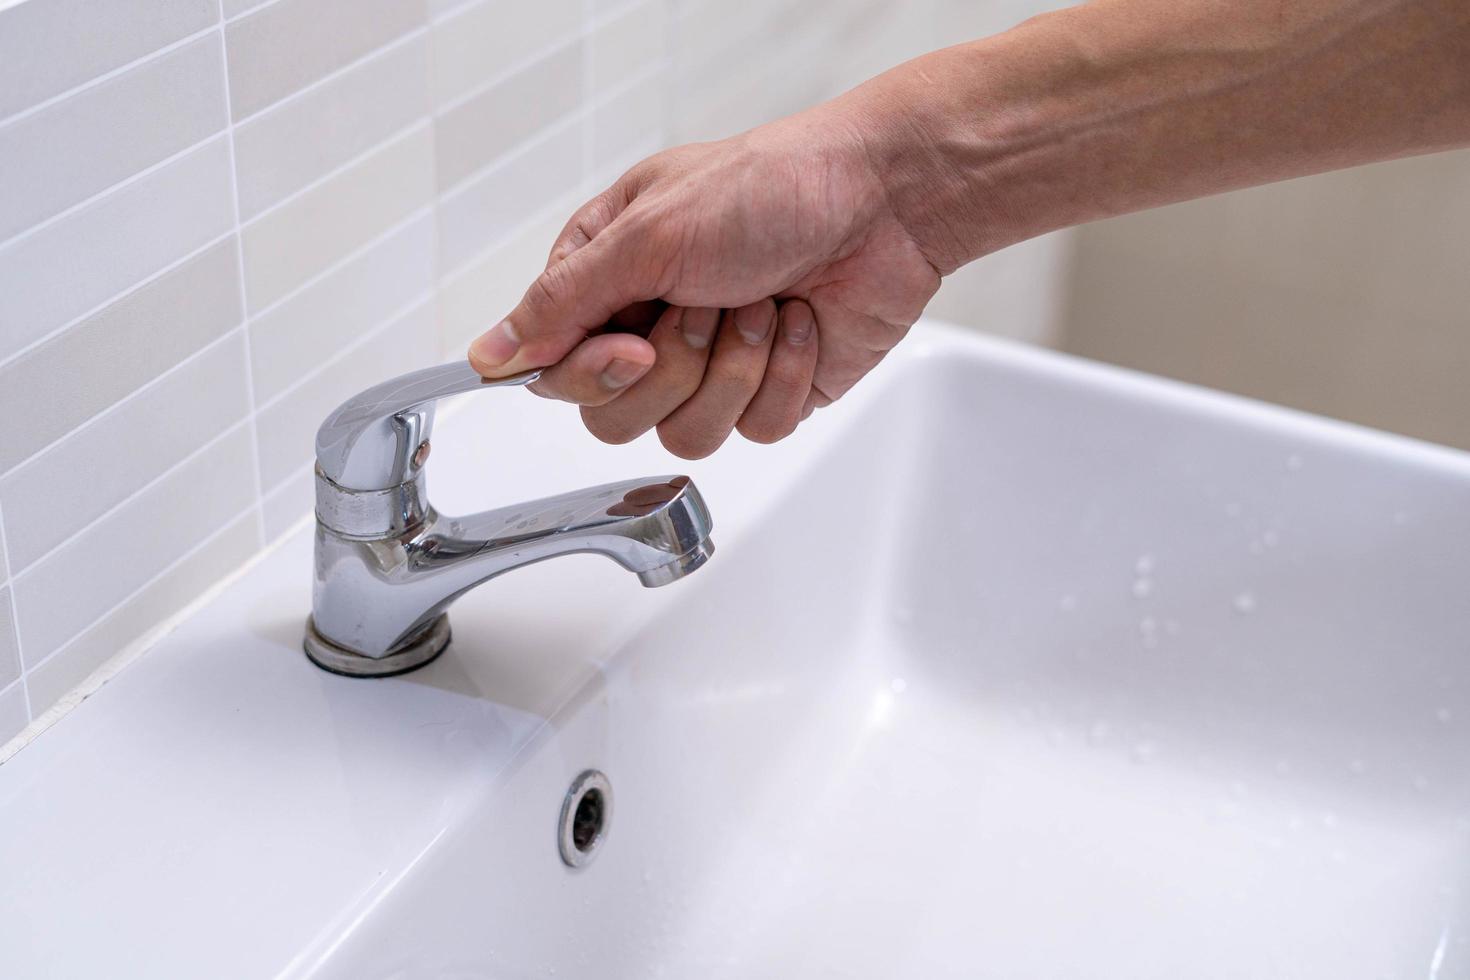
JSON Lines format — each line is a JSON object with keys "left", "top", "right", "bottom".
{"left": 470, "top": 0, "right": 1470, "bottom": 457}
{"left": 859, "top": 0, "right": 1470, "bottom": 272}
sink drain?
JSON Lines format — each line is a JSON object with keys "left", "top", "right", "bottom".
{"left": 559, "top": 770, "right": 612, "bottom": 868}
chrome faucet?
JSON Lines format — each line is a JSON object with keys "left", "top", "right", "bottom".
{"left": 303, "top": 361, "right": 715, "bottom": 677}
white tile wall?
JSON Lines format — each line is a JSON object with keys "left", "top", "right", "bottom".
{"left": 0, "top": 0, "right": 1036, "bottom": 749}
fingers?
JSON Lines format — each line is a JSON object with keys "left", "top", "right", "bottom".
{"left": 579, "top": 306, "right": 719, "bottom": 443}
{"left": 657, "top": 299, "right": 777, "bottom": 459}
{"left": 467, "top": 224, "right": 658, "bottom": 379}
{"left": 526, "top": 332, "right": 655, "bottom": 407}
{"left": 736, "top": 299, "right": 818, "bottom": 444}
{"left": 545, "top": 183, "right": 631, "bottom": 268}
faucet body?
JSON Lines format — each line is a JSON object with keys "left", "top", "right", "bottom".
{"left": 304, "top": 362, "right": 713, "bottom": 677}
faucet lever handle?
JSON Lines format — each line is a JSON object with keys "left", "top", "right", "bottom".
{"left": 315, "top": 361, "right": 540, "bottom": 491}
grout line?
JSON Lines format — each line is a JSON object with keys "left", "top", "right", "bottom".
{"left": 16, "top": 501, "right": 261, "bottom": 698}
{"left": 433, "top": 33, "right": 581, "bottom": 118}
{"left": 245, "top": 203, "right": 434, "bottom": 322}
{"left": 0, "top": 500, "right": 30, "bottom": 723}
{"left": 241, "top": 118, "right": 431, "bottom": 228}
{"left": 229, "top": 26, "right": 430, "bottom": 129}
{"left": 0, "top": 328, "right": 245, "bottom": 480}
{"left": 0, "top": 22, "right": 222, "bottom": 130}
{"left": 0, "top": 228, "right": 236, "bottom": 372}
{"left": 222, "top": 0, "right": 286, "bottom": 26}
{"left": 215, "top": 3, "right": 269, "bottom": 549}
{"left": 9, "top": 413, "right": 255, "bottom": 590}
{"left": 255, "top": 288, "right": 436, "bottom": 415}
{"left": 0, "top": 124, "right": 229, "bottom": 254}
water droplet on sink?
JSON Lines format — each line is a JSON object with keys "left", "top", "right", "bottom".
{"left": 1058, "top": 593, "right": 1078, "bottom": 612}
{"left": 1233, "top": 592, "right": 1257, "bottom": 614}
{"left": 1437, "top": 706, "right": 1454, "bottom": 724}
{"left": 1287, "top": 453, "right": 1304, "bottom": 471}
{"left": 1322, "top": 811, "right": 1340, "bottom": 830}
{"left": 1132, "top": 577, "right": 1154, "bottom": 599}
{"left": 1135, "top": 554, "right": 1155, "bottom": 575}
{"left": 1262, "top": 529, "right": 1280, "bottom": 548}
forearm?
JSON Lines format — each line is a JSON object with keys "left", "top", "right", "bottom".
{"left": 836, "top": 0, "right": 1470, "bottom": 273}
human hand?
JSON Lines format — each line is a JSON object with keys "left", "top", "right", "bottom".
{"left": 466, "top": 105, "right": 941, "bottom": 458}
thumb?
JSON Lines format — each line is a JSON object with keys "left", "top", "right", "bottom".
{"left": 467, "top": 226, "right": 654, "bottom": 378}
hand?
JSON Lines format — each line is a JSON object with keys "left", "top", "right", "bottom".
{"left": 465, "top": 105, "right": 941, "bottom": 458}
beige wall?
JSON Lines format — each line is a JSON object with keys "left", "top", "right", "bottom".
{"left": 1058, "top": 149, "right": 1470, "bottom": 451}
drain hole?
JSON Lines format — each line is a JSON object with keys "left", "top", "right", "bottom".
{"left": 559, "top": 770, "right": 613, "bottom": 868}
{"left": 572, "top": 788, "right": 604, "bottom": 852}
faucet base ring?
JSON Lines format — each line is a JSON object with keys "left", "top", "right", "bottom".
{"left": 303, "top": 614, "right": 451, "bottom": 678}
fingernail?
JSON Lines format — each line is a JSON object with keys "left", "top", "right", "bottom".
{"left": 682, "top": 310, "right": 717, "bottom": 350}
{"left": 736, "top": 307, "right": 773, "bottom": 346}
{"left": 469, "top": 319, "right": 520, "bottom": 369}
{"left": 600, "top": 358, "right": 650, "bottom": 390}
{"left": 784, "top": 310, "right": 814, "bottom": 345}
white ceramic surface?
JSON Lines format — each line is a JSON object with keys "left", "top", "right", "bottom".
{"left": 2, "top": 322, "right": 1468, "bottom": 978}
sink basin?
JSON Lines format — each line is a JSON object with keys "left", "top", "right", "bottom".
{"left": 2, "top": 321, "right": 1468, "bottom": 978}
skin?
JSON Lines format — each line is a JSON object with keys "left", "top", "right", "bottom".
{"left": 467, "top": 0, "right": 1470, "bottom": 459}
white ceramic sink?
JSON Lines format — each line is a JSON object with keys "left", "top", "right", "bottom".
{"left": 3, "top": 322, "right": 1468, "bottom": 978}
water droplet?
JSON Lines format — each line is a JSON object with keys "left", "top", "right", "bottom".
{"left": 1322, "top": 811, "right": 1340, "bottom": 830}
{"left": 1132, "top": 740, "right": 1159, "bottom": 764}
{"left": 1349, "top": 758, "right": 1367, "bottom": 774}
{"left": 1058, "top": 594, "right": 1078, "bottom": 612}
{"left": 1132, "top": 577, "right": 1154, "bottom": 599}
{"left": 1262, "top": 529, "right": 1280, "bottom": 548}
{"left": 1437, "top": 706, "right": 1454, "bottom": 724}
{"left": 1392, "top": 510, "right": 1409, "bottom": 526}
{"left": 1135, "top": 554, "right": 1155, "bottom": 575}
{"left": 1286, "top": 453, "right": 1304, "bottom": 471}
{"left": 1233, "top": 592, "right": 1257, "bottom": 614}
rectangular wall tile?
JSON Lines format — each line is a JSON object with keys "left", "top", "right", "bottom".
{"left": 256, "top": 299, "right": 436, "bottom": 489}
{"left": 431, "top": 0, "right": 580, "bottom": 106}
{"left": 434, "top": 43, "right": 582, "bottom": 191}
{"left": 250, "top": 213, "right": 434, "bottom": 403}
{"left": 0, "top": 682, "right": 26, "bottom": 747}
{"left": 0, "top": 34, "right": 227, "bottom": 241}
{"left": 437, "top": 122, "right": 581, "bottom": 274}
{"left": 233, "top": 35, "right": 430, "bottom": 220}
{"left": 0, "top": 589, "right": 19, "bottom": 691}
{"left": 225, "top": 0, "right": 426, "bottom": 120}
{"left": 591, "top": 0, "right": 667, "bottom": 90}
{"left": 261, "top": 468, "right": 316, "bottom": 544}
{"left": 0, "top": 137, "right": 235, "bottom": 360}
{"left": 0, "top": 334, "right": 251, "bottom": 573}
{"left": 26, "top": 510, "right": 258, "bottom": 717}
{"left": 593, "top": 71, "right": 666, "bottom": 175}
{"left": 437, "top": 198, "right": 576, "bottom": 357}
{"left": 0, "top": 239, "right": 243, "bottom": 475}
{"left": 0, "top": 0, "right": 218, "bottom": 120}
{"left": 240, "top": 124, "right": 434, "bottom": 312}
{"left": 12, "top": 427, "right": 257, "bottom": 666}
